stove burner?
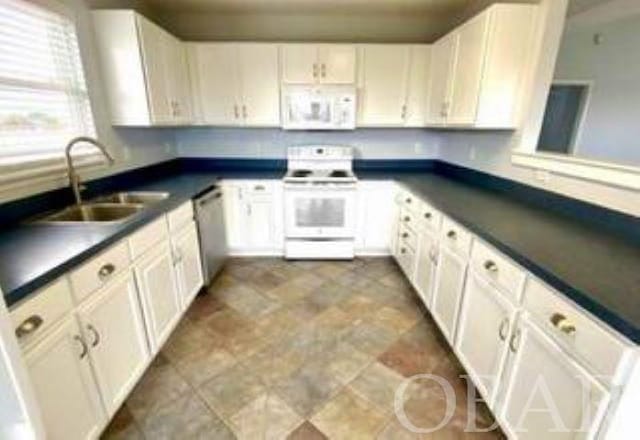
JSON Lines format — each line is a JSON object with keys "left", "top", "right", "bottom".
{"left": 330, "top": 170, "right": 349, "bottom": 178}
{"left": 292, "top": 169, "right": 312, "bottom": 178}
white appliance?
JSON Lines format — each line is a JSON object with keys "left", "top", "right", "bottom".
{"left": 283, "top": 146, "right": 358, "bottom": 259}
{"left": 281, "top": 85, "right": 357, "bottom": 130}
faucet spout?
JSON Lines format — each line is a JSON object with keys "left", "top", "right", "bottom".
{"left": 65, "top": 136, "right": 115, "bottom": 205}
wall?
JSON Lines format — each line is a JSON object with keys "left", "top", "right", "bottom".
{"left": 1, "top": 0, "right": 177, "bottom": 203}
{"left": 175, "top": 128, "right": 441, "bottom": 160}
{"left": 552, "top": 13, "right": 640, "bottom": 166}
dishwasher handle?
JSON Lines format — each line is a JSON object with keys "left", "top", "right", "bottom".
{"left": 196, "top": 190, "right": 222, "bottom": 208}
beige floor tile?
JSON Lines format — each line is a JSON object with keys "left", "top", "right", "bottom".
{"left": 229, "top": 393, "right": 302, "bottom": 440}
{"left": 174, "top": 346, "right": 237, "bottom": 387}
{"left": 344, "top": 321, "right": 398, "bottom": 357}
{"left": 311, "top": 389, "right": 388, "bottom": 439}
{"left": 326, "top": 343, "right": 373, "bottom": 385}
{"left": 199, "top": 365, "right": 266, "bottom": 419}
{"left": 371, "top": 305, "right": 420, "bottom": 335}
{"left": 348, "top": 361, "right": 407, "bottom": 414}
{"left": 126, "top": 363, "right": 191, "bottom": 421}
{"left": 287, "top": 421, "right": 328, "bottom": 440}
{"left": 265, "top": 280, "right": 311, "bottom": 303}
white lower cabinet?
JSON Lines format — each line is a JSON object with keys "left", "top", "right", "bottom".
{"left": 498, "top": 314, "right": 610, "bottom": 440}
{"left": 25, "top": 318, "right": 105, "bottom": 440}
{"left": 455, "top": 270, "right": 516, "bottom": 406}
{"left": 413, "top": 227, "right": 438, "bottom": 306}
{"left": 356, "top": 181, "right": 395, "bottom": 254}
{"left": 77, "top": 273, "right": 149, "bottom": 417}
{"left": 133, "top": 241, "right": 181, "bottom": 353}
{"left": 172, "top": 221, "right": 205, "bottom": 308}
{"left": 431, "top": 244, "right": 467, "bottom": 344}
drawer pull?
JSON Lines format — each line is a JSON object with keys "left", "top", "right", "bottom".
{"left": 15, "top": 315, "right": 43, "bottom": 339}
{"left": 254, "top": 185, "right": 265, "bottom": 191}
{"left": 484, "top": 260, "right": 498, "bottom": 273}
{"left": 401, "top": 232, "right": 409, "bottom": 239}
{"left": 98, "top": 263, "right": 116, "bottom": 281}
{"left": 424, "top": 212, "right": 432, "bottom": 219}
{"left": 498, "top": 317, "right": 509, "bottom": 341}
{"left": 405, "top": 197, "right": 412, "bottom": 204}
{"left": 447, "top": 230, "right": 457, "bottom": 240}
{"left": 550, "top": 313, "right": 577, "bottom": 335}
{"left": 400, "top": 247, "right": 407, "bottom": 254}
{"left": 87, "top": 324, "right": 101, "bottom": 347}
{"left": 173, "top": 248, "right": 184, "bottom": 264}
{"left": 509, "top": 328, "right": 521, "bottom": 353}
{"left": 74, "top": 335, "right": 88, "bottom": 359}
{"left": 403, "top": 216, "right": 411, "bottom": 222}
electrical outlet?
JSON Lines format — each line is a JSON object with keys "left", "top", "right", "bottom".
{"left": 535, "top": 169, "right": 551, "bottom": 182}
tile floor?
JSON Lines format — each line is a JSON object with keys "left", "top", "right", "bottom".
{"left": 102, "top": 258, "right": 504, "bottom": 439}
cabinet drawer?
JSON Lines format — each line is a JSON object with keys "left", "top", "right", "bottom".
{"left": 396, "top": 242, "right": 416, "bottom": 277}
{"left": 418, "top": 202, "right": 442, "bottom": 232}
{"left": 470, "top": 240, "right": 525, "bottom": 303}
{"left": 399, "top": 207, "right": 419, "bottom": 233}
{"left": 246, "top": 181, "right": 274, "bottom": 195}
{"left": 398, "top": 223, "right": 418, "bottom": 252}
{"left": 440, "top": 217, "right": 472, "bottom": 256}
{"left": 396, "top": 188, "right": 421, "bottom": 213}
{"left": 10, "top": 278, "right": 73, "bottom": 348}
{"left": 70, "top": 241, "right": 131, "bottom": 303}
{"left": 129, "top": 217, "right": 169, "bottom": 259}
{"left": 523, "top": 278, "right": 633, "bottom": 384}
{"left": 167, "top": 201, "right": 194, "bottom": 232}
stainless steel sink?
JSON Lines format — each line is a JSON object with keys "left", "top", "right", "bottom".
{"left": 91, "top": 191, "right": 170, "bottom": 205}
{"left": 38, "top": 203, "right": 144, "bottom": 224}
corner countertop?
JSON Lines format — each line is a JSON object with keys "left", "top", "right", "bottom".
{"left": 0, "top": 170, "right": 284, "bottom": 309}
{"left": 1, "top": 165, "right": 638, "bottom": 345}
{"left": 358, "top": 170, "right": 640, "bottom": 344}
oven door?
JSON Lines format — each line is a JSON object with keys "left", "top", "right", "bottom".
{"left": 284, "top": 185, "right": 357, "bottom": 238}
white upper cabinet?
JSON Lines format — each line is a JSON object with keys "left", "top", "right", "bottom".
{"left": 281, "top": 44, "right": 356, "bottom": 84}
{"left": 404, "top": 45, "right": 432, "bottom": 127}
{"left": 426, "top": 4, "right": 537, "bottom": 128}
{"left": 358, "top": 45, "right": 431, "bottom": 127}
{"left": 188, "top": 43, "right": 280, "bottom": 126}
{"left": 92, "top": 11, "right": 192, "bottom": 126}
{"left": 357, "top": 45, "right": 411, "bottom": 126}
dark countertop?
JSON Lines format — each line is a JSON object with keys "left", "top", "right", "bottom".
{"left": 358, "top": 170, "right": 640, "bottom": 344}
{"left": 0, "top": 170, "right": 284, "bottom": 308}
{"left": 1, "top": 164, "right": 638, "bottom": 344}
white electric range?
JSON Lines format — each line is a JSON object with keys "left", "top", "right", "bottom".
{"left": 283, "top": 146, "right": 358, "bottom": 259}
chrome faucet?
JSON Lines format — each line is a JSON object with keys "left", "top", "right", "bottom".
{"left": 65, "top": 136, "right": 115, "bottom": 205}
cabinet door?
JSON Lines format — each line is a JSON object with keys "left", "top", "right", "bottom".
{"left": 500, "top": 316, "right": 610, "bottom": 440}
{"left": 173, "top": 222, "right": 205, "bottom": 308}
{"left": 455, "top": 271, "right": 515, "bottom": 406}
{"left": 357, "top": 182, "right": 395, "bottom": 253}
{"left": 222, "top": 184, "right": 248, "bottom": 250}
{"left": 247, "top": 196, "right": 275, "bottom": 250}
{"left": 432, "top": 245, "right": 467, "bottom": 344}
{"left": 281, "top": 44, "right": 318, "bottom": 84}
{"left": 404, "top": 45, "right": 431, "bottom": 127}
{"left": 237, "top": 44, "right": 281, "bottom": 126}
{"left": 25, "top": 319, "right": 105, "bottom": 440}
{"left": 165, "top": 35, "right": 192, "bottom": 124}
{"left": 358, "top": 45, "right": 411, "bottom": 126}
{"left": 188, "top": 43, "right": 242, "bottom": 125}
{"left": 137, "top": 15, "right": 172, "bottom": 124}
{"left": 414, "top": 228, "right": 438, "bottom": 307}
{"left": 318, "top": 44, "right": 356, "bottom": 84}
{"left": 78, "top": 273, "right": 149, "bottom": 417}
{"left": 133, "top": 242, "right": 181, "bottom": 353}
{"left": 447, "top": 12, "right": 490, "bottom": 125}
{"left": 426, "top": 33, "right": 457, "bottom": 125}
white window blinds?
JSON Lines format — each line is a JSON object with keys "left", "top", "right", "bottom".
{"left": 0, "top": 0, "right": 99, "bottom": 188}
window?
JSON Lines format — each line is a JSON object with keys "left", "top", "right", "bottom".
{"left": 537, "top": 83, "right": 591, "bottom": 156}
{"left": 0, "top": 0, "right": 99, "bottom": 189}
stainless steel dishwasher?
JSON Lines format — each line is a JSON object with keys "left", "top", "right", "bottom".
{"left": 194, "top": 187, "right": 227, "bottom": 285}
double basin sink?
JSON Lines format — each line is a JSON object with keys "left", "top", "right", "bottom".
{"left": 37, "top": 192, "right": 170, "bottom": 224}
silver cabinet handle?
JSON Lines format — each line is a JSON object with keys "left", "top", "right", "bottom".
{"left": 254, "top": 185, "right": 265, "bottom": 191}
{"left": 484, "top": 260, "right": 499, "bottom": 273}
{"left": 234, "top": 105, "right": 240, "bottom": 119}
{"left": 98, "top": 263, "right": 116, "bottom": 281}
{"left": 174, "top": 248, "right": 184, "bottom": 264}
{"left": 401, "top": 104, "right": 407, "bottom": 120}
{"left": 242, "top": 105, "right": 248, "bottom": 119}
{"left": 424, "top": 212, "right": 432, "bottom": 219}
{"left": 321, "top": 63, "right": 327, "bottom": 78}
{"left": 447, "top": 230, "right": 457, "bottom": 240}
{"left": 313, "top": 63, "right": 318, "bottom": 79}
{"left": 74, "top": 335, "right": 88, "bottom": 359}
{"left": 550, "top": 313, "right": 577, "bottom": 336}
{"left": 87, "top": 324, "right": 100, "bottom": 347}
{"left": 498, "top": 317, "right": 510, "bottom": 341}
{"left": 15, "top": 315, "right": 43, "bottom": 339}
{"left": 509, "top": 328, "right": 521, "bottom": 353}
{"left": 401, "top": 232, "right": 409, "bottom": 239}
{"left": 403, "top": 216, "right": 411, "bottom": 223}
{"left": 400, "top": 247, "right": 407, "bottom": 254}
{"left": 405, "top": 197, "right": 412, "bottom": 204}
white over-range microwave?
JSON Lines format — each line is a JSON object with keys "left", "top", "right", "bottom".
{"left": 281, "top": 85, "right": 357, "bottom": 130}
